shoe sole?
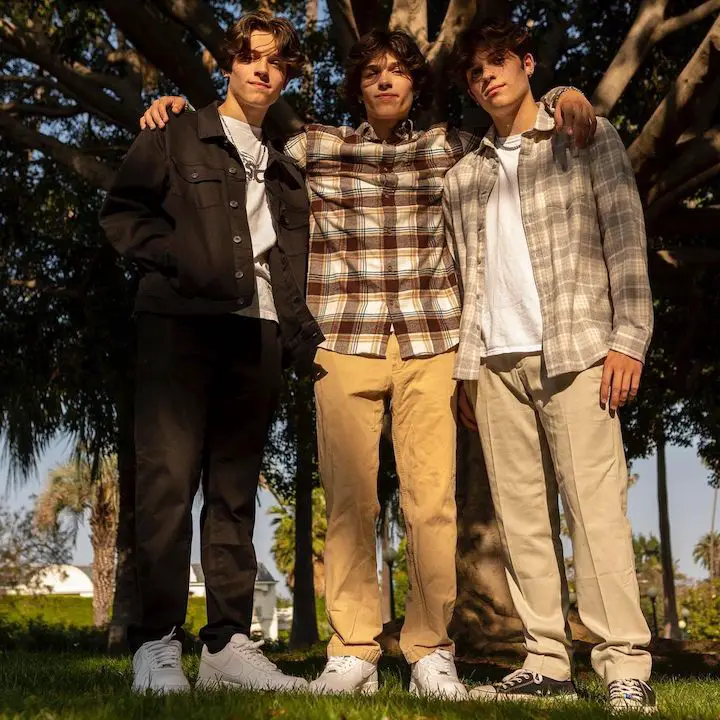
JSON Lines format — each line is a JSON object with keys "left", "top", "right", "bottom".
{"left": 196, "top": 677, "right": 308, "bottom": 693}
{"left": 309, "top": 678, "right": 379, "bottom": 696}
{"left": 409, "top": 681, "right": 468, "bottom": 701}
{"left": 610, "top": 703, "right": 657, "bottom": 715}
{"left": 470, "top": 691, "right": 579, "bottom": 703}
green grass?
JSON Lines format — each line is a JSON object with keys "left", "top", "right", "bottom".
{"left": 1, "top": 648, "right": 718, "bottom": 720}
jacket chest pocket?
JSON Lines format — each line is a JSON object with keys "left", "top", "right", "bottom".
{"left": 172, "top": 161, "right": 224, "bottom": 209}
{"left": 278, "top": 205, "right": 309, "bottom": 257}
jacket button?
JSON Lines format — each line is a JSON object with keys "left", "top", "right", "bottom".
{"left": 235, "top": 271, "right": 244, "bottom": 279}
{"left": 233, "top": 235, "right": 242, "bottom": 244}
{"left": 229, "top": 200, "right": 239, "bottom": 208}
{"left": 191, "top": 171, "right": 199, "bottom": 179}
{"left": 228, "top": 167, "right": 237, "bottom": 174}
{"left": 237, "top": 298, "right": 245, "bottom": 306}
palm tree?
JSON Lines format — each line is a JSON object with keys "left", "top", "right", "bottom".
{"left": 35, "top": 452, "right": 119, "bottom": 627}
{"left": 693, "top": 532, "right": 720, "bottom": 579}
{"left": 269, "top": 486, "right": 327, "bottom": 598}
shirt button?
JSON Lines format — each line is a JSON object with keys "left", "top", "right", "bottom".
{"left": 228, "top": 167, "right": 237, "bottom": 174}
{"left": 229, "top": 200, "right": 239, "bottom": 208}
{"left": 233, "top": 235, "right": 242, "bottom": 244}
{"left": 235, "top": 271, "right": 244, "bottom": 279}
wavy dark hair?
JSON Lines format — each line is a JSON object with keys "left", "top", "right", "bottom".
{"left": 451, "top": 17, "right": 534, "bottom": 89}
{"left": 343, "top": 29, "right": 432, "bottom": 117}
{"left": 221, "top": 10, "right": 305, "bottom": 80}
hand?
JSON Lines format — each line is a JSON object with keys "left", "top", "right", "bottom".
{"left": 600, "top": 350, "right": 643, "bottom": 412}
{"left": 554, "top": 90, "right": 597, "bottom": 148}
{"left": 140, "top": 96, "right": 187, "bottom": 130}
{"left": 457, "top": 382, "right": 478, "bottom": 432}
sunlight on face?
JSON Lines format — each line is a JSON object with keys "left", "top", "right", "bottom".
{"left": 359, "top": 52, "right": 414, "bottom": 124}
{"left": 466, "top": 47, "right": 534, "bottom": 116}
{"left": 228, "top": 30, "right": 288, "bottom": 110}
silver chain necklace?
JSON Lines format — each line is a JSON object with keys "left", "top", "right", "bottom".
{"left": 218, "top": 112, "right": 268, "bottom": 181}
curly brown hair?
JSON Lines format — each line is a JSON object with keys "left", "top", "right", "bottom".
{"left": 451, "top": 17, "right": 534, "bottom": 89}
{"left": 221, "top": 10, "right": 305, "bottom": 80}
{"left": 343, "top": 29, "right": 432, "bottom": 117}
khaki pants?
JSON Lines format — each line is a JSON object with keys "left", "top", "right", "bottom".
{"left": 467, "top": 353, "right": 651, "bottom": 683}
{"left": 314, "top": 335, "right": 458, "bottom": 664}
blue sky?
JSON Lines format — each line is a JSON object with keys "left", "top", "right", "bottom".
{"left": 2, "top": 433, "right": 717, "bottom": 600}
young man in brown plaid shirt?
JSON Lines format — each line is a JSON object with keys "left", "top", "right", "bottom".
{"left": 444, "top": 19, "right": 655, "bottom": 712}
{"left": 142, "top": 29, "right": 594, "bottom": 698}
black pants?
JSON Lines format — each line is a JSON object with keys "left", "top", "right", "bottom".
{"left": 128, "top": 313, "right": 281, "bottom": 653}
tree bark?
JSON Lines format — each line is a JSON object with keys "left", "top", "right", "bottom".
{"left": 389, "top": 0, "right": 429, "bottom": 51}
{"left": 629, "top": 14, "right": 720, "bottom": 188}
{"left": 289, "top": 377, "right": 320, "bottom": 648}
{"left": 91, "top": 525, "right": 117, "bottom": 627}
{"left": 325, "top": 0, "right": 360, "bottom": 61}
{"left": 451, "top": 426, "right": 525, "bottom": 653}
{"left": 655, "top": 424, "right": 681, "bottom": 640}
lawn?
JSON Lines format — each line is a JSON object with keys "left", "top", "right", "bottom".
{"left": 1, "top": 647, "right": 719, "bottom": 720}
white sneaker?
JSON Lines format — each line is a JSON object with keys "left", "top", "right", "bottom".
{"left": 409, "top": 649, "right": 468, "bottom": 700}
{"left": 132, "top": 629, "right": 190, "bottom": 694}
{"left": 196, "top": 633, "right": 308, "bottom": 692}
{"left": 309, "top": 656, "right": 378, "bottom": 695}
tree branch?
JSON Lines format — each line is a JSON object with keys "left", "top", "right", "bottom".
{"left": 0, "top": 110, "right": 116, "bottom": 190}
{"left": 389, "top": 0, "right": 429, "bottom": 51}
{"left": 652, "top": 205, "right": 720, "bottom": 237}
{"left": 592, "top": 0, "right": 720, "bottom": 117}
{"left": 151, "top": 0, "right": 226, "bottom": 66}
{"left": 646, "top": 127, "right": 720, "bottom": 206}
{"left": 646, "top": 161, "right": 720, "bottom": 227}
{"left": 628, "top": 14, "right": 720, "bottom": 188}
{"left": 0, "top": 18, "right": 142, "bottom": 131}
{"left": 100, "top": 0, "right": 218, "bottom": 108}
{"left": 0, "top": 101, "right": 85, "bottom": 118}
{"left": 427, "top": 0, "right": 480, "bottom": 65}
{"left": 326, "top": 0, "right": 360, "bottom": 61}
{"left": 655, "top": 0, "right": 720, "bottom": 40}
{"left": 0, "top": 75, "right": 56, "bottom": 88}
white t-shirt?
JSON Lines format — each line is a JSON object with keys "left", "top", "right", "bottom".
{"left": 481, "top": 134, "right": 543, "bottom": 356}
{"left": 220, "top": 114, "right": 278, "bottom": 323}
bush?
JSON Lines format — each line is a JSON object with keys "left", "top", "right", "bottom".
{"left": 681, "top": 580, "right": 720, "bottom": 640}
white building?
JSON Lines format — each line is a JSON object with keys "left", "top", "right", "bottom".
{"left": 189, "top": 562, "right": 279, "bottom": 640}
{"left": 16, "top": 562, "right": 282, "bottom": 641}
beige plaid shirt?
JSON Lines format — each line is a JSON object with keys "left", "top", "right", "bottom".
{"left": 443, "top": 105, "right": 653, "bottom": 380}
{"left": 284, "top": 122, "right": 480, "bottom": 358}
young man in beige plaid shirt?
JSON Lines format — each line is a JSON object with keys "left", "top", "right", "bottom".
{"left": 141, "top": 28, "right": 595, "bottom": 698}
{"left": 444, "top": 18, "right": 655, "bottom": 713}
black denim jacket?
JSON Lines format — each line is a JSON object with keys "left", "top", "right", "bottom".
{"left": 100, "top": 101, "right": 323, "bottom": 373}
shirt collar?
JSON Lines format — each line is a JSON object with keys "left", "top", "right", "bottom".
{"left": 357, "top": 118, "right": 416, "bottom": 144}
{"left": 479, "top": 102, "right": 554, "bottom": 152}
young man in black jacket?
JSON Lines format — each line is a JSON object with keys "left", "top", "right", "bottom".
{"left": 100, "top": 11, "right": 321, "bottom": 694}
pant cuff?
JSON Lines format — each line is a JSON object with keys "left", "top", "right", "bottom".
{"left": 603, "top": 660, "right": 652, "bottom": 684}
{"left": 403, "top": 642, "right": 455, "bottom": 665}
{"left": 327, "top": 645, "right": 381, "bottom": 665}
{"left": 522, "top": 655, "right": 572, "bottom": 682}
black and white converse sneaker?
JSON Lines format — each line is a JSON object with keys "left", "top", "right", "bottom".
{"left": 608, "top": 679, "right": 657, "bottom": 714}
{"left": 469, "top": 669, "right": 578, "bottom": 702}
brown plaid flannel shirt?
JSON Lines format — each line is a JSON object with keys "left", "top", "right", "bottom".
{"left": 443, "top": 106, "right": 653, "bottom": 380}
{"left": 284, "top": 122, "right": 480, "bottom": 358}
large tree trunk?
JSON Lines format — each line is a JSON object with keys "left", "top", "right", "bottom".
{"left": 290, "top": 377, "right": 320, "bottom": 648}
{"left": 655, "top": 424, "right": 681, "bottom": 640}
{"left": 108, "top": 385, "right": 138, "bottom": 652}
{"left": 451, "top": 426, "right": 525, "bottom": 654}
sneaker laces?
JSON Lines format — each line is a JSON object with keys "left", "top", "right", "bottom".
{"left": 323, "top": 656, "right": 361, "bottom": 675}
{"left": 497, "top": 669, "right": 542, "bottom": 690}
{"left": 229, "top": 637, "right": 281, "bottom": 673}
{"left": 147, "top": 634, "right": 181, "bottom": 670}
{"left": 609, "top": 679, "right": 646, "bottom": 703}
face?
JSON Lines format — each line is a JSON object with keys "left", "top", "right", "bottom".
{"left": 359, "top": 52, "right": 414, "bottom": 124}
{"left": 465, "top": 46, "right": 534, "bottom": 116}
{"left": 226, "top": 30, "right": 288, "bottom": 110}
